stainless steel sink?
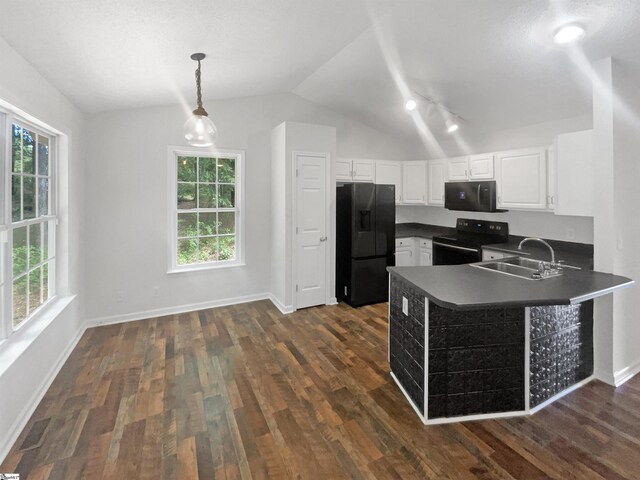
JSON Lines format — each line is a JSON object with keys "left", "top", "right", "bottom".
{"left": 471, "top": 257, "right": 565, "bottom": 280}
{"left": 500, "top": 256, "right": 546, "bottom": 269}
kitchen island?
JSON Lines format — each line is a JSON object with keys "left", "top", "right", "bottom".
{"left": 387, "top": 264, "right": 633, "bottom": 424}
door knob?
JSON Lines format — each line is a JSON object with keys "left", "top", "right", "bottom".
{"left": 320, "top": 236, "right": 327, "bottom": 242}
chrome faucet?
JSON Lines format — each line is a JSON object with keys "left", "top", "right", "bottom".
{"left": 518, "top": 237, "right": 555, "bottom": 264}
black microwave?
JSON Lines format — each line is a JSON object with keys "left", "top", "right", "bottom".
{"left": 444, "top": 180, "right": 506, "bottom": 213}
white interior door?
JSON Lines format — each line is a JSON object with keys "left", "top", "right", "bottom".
{"left": 296, "top": 154, "right": 327, "bottom": 309}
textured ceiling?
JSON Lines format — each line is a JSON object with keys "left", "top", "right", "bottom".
{"left": 1, "top": 0, "right": 639, "bottom": 145}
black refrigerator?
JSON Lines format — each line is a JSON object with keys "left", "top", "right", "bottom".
{"left": 336, "top": 183, "right": 395, "bottom": 307}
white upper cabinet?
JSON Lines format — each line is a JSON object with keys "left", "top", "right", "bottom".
{"left": 447, "top": 155, "right": 494, "bottom": 181}
{"left": 352, "top": 159, "right": 375, "bottom": 182}
{"left": 375, "top": 161, "right": 403, "bottom": 203}
{"left": 335, "top": 158, "right": 375, "bottom": 183}
{"left": 335, "top": 158, "right": 352, "bottom": 181}
{"left": 553, "top": 129, "right": 594, "bottom": 217}
{"left": 495, "top": 147, "right": 548, "bottom": 210}
{"left": 427, "top": 159, "right": 447, "bottom": 205}
{"left": 469, "top": 153, "right": 494, "bottom": 179}
{"left": 402, "top": 161, "right": 427, "bottom": 204}
{"left": 448, "top": 156, "right": 469, "bottom": 181}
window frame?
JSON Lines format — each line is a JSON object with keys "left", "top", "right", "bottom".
{"left": 167, "top": 146, "right": 244, "bottom": 273}
{"left": 1, "top": 111, "right": 58, "bottom": 338}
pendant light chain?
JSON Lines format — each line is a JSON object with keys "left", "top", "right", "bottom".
{"left": 195, "top": 59, "right": 203, "bottom": 110}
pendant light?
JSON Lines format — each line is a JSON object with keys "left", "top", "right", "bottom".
{"left": 183, "top": 53, "right": 218, "bottom": 147}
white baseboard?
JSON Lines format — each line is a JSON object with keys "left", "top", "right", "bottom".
{"left": 0, "top": 324, "right": 86, "bottom": 464}
{"left": 613, "top": 358, "right": 640, "bottom": 386}
{"left": 594, "top": 368, "right": 616, "bottom": 386}
{"left": 268, "top": 294, "right": 294, "bottom": 314}
{"left": 86, "top": 292, "right": 271, "bottom": 327}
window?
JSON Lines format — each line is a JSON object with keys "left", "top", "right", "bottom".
{"left": 169, "top": 148, "right": 243, "bottom": 271}
{"left": 1, "top": 117, "right": 56, "bottom": 333}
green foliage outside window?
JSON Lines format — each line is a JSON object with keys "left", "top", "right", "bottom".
{"left": 176, "top": 155, "right": 238, "bottom": 266}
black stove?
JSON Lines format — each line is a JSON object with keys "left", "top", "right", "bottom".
{"left": 432, "top": 218, "right": 509, "bottom": 265}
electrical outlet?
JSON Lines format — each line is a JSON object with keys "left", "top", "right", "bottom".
{"left": 402, "top": 296, "right": 409, "bottom": 316}
{"left": 566, "top": 228, "right": 575, "bottom": 240}
{"left": 116, "top": 290, "right": 124, "bottom": 302}
{"left": 152, "top": 286, "right": 160, "bottom": 297}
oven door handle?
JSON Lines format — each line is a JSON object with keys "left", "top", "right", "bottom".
{"left": 432, "top": 241, "right": 479, "bottom": 253}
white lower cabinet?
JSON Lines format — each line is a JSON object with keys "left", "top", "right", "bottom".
{"left": 395, "top": 237, "right": 416, "bottom": 266}
{"left": 395, "top": 237, "right": 433, "bottom": 266}
{"left": 418, "top": 239, "right": 433, "bottom": 266}
{"left": 495, "top": 147, "right": 547, "bottom": 210}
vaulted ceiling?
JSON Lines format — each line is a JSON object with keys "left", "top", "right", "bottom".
{"left": 1, "top": 0, "right": 639, "bottom": 145}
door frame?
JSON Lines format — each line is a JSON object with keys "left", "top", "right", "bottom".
{"left": 291, "top": 150, "right": 333, "bottom": 311}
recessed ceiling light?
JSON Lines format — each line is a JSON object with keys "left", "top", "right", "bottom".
{"left": 405, "top": 99, "right": 417, "bottom": 111}
{"left": 446, "top": 119, "right": 459, "bottom": 134}
{"left": 553, "top": 24, "right": 586, "bottom": 45}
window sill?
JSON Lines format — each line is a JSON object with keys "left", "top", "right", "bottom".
{"left": 167, "top": 261, "right": 246, "bottom": 275}
{"left": 0, "top": 294, "right": 77, "bottom": 377}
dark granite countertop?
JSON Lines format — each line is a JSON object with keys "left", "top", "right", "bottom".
{"left": 387, "top": 265, "right": 633, "bottom": 311}
{"left": 396, "top": 222, "right": 593, "bottom": 269}
{"left": 483, "top": 237, "right": 594, "bottom": 270}
{"left": 395, "top": 223, "right": 455, "bottom": 239}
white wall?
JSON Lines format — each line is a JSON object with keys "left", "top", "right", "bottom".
{"left": 397, "top": 206, "right": 594, "bottom": 244}
{"left": 421, "top": 115, "right": 593, "bottom": 159}
{"left": 84, "top": 92, "right": 416, "bottom": 321}
{"left": 592, "top": 58, "right": 640, "bottom": 384}
{"left": 271, "top": 122, "right": 337, "bottom": 311}
{"left": 0, "top": 37, "right": 85, "bottom": 461}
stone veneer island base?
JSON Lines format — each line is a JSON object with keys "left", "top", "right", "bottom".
{"left": 387, "top": 265, "right": 632, "bottom": 424}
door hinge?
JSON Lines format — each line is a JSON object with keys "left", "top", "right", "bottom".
{"left": 296, "top": 227, "right": 299, "bottom": 234}
{"left": 296, "top": 169, "right": 299, "bottom": 177}
{"left": 296, "top": 285, "right": 299, "bottom": 292}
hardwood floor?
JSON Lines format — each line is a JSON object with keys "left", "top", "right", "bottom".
{"left": 2, "top": 300, "right": 640, "bottom": 479}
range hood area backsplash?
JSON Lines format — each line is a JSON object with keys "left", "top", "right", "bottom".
{"left": 396, "top": 205, "right": 594, "bottom": 244}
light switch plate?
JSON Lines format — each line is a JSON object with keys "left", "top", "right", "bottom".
{"left": 402, "top": 296, "right": 408, "bottom": 316}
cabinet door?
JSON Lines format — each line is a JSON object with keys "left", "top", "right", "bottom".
{"left": 448, "top": 157, "right": 469, "bottom": 181}
{"left": 395, "top": 247, "right": 414, "bottom": 267}
{"left": 469, "top": 154, "right": 494, "bottom": 179}
{"left": 375, "top": 161, "right": 402, "bottom": 203}
{"left": 336, "top": 159, "right": 352, "bottom": 181}
{"left": 352, "top": 159, "right": 375, "bottom": 182}
{"left": 402, "top": 162, "right": 427, "bottom": 204}
{"left": 418, "top": 248, "right": 432, "bottom": 266}
{"left": 427, "top": 159, "right": 447, "bottom": 205}
{"left": 496, "top": 148, "right": 547, "bottom": 210}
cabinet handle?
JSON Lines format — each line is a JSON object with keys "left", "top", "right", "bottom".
{"left": 550, "top": 195, "right": 554, "bottom": 205}
{"left": 465, "top": 169, "right": 468, "bottom": 177}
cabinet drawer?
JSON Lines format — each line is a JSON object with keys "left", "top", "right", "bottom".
{"left": 482, "top": 249, "right": 506, "bottom": 261}
{"left": 396, "top": 237, "right": 414, "bottom": 247}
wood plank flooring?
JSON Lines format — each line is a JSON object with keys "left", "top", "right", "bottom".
{"left": 2, "top": 300, "right": 640, "bottom": 479}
